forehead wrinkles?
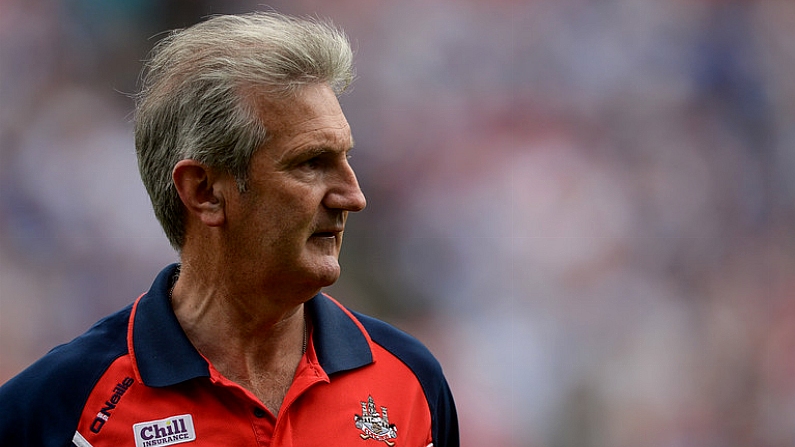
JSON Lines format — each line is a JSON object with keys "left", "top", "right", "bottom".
{"left": 266, "top": 112, "right": 352, "bottom": 156}
{"left": 251, "top": 83, "right": 332, "bottom": 118}
{"left": 256, "top": 86, "right": 350, "bottom": 143}
{"left": 250, "top": 87, "right": 352, "bottom": 166}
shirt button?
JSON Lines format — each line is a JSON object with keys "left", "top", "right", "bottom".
{"left": 253, "top": 407, "right": 267, "bottom": 418}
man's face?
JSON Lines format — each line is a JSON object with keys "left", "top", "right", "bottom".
{"left": 222, "top": 83, "right": 366, "bottom": 294}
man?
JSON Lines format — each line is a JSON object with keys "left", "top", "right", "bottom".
{"left": 0, "top": 12, "right": 458, "bottom": 447}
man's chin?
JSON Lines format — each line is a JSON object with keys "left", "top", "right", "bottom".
{"left": 305, "top": 257, "right": 342, "bottom": 288}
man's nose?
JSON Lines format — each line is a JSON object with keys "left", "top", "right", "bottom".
{"left": 325, "top": 161, "right": 367, "bottom": 212}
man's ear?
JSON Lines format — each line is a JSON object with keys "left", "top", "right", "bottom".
{"left": 172, "top": 159, "right": 229, "bottom": 228}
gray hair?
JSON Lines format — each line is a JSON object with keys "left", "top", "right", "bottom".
{"left": 134, "top": 12, "right": 354, "bottom": 249}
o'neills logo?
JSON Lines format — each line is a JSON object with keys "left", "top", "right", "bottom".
{"left": 133, "top": 414, "right": 196, "bottom": 447}
{"left": 90, "top": 377, "right": 135, "bottom": 433}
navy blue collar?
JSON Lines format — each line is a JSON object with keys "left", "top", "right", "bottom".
{"left": 133, "top": 263, "right": 373, "bottom": 387}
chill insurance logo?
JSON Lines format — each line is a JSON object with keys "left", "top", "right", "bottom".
{"left": 133, "top": 414, "right": 196, "bottom": 447}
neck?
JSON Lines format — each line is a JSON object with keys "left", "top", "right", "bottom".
{"left": 178, "top": 238, "right": 324, "bottom": 313}
{"left": 169, "top": 262, "right": 310, "bottom": 414}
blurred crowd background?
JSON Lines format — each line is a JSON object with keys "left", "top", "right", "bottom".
{"left": 2, "top": 0, "right": 795, "bottom": 445}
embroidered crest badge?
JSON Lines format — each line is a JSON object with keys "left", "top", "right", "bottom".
{"left": 354, "top": 395, "right": 398, "bottom": 445}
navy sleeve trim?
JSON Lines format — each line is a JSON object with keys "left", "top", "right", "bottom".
{"left": 0, "top": 305, "right": 132, "bottom": 447}
{"left": 353, "top": 312, "right": 460, "bottom": 447}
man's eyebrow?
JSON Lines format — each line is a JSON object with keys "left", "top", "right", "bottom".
{"left": 274, "top": 142, "right": 347, "bottom": 166}
{"left": 305, "top": 137, "right": 356, "bottom": 156}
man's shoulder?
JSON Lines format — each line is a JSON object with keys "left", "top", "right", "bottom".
{"left": 350, "top": 310, "right": 459, "bottom": 446}
{"left": 0, "top": 304, "right": 133, "bottom": 445}
{"left": 351, "top": 310, "right": 445, "bottom": 383}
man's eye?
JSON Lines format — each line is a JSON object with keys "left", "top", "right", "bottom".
{"left": 300, "top": 157, "right": 320, "bottom": 169}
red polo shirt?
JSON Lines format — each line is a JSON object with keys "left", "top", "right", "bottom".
{"left": 0, "top": 264, "right": 459, "bottom": 447}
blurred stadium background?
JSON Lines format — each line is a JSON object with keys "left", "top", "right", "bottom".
{"left": 2, "top": 0, "right": 795, "bottom": 445}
